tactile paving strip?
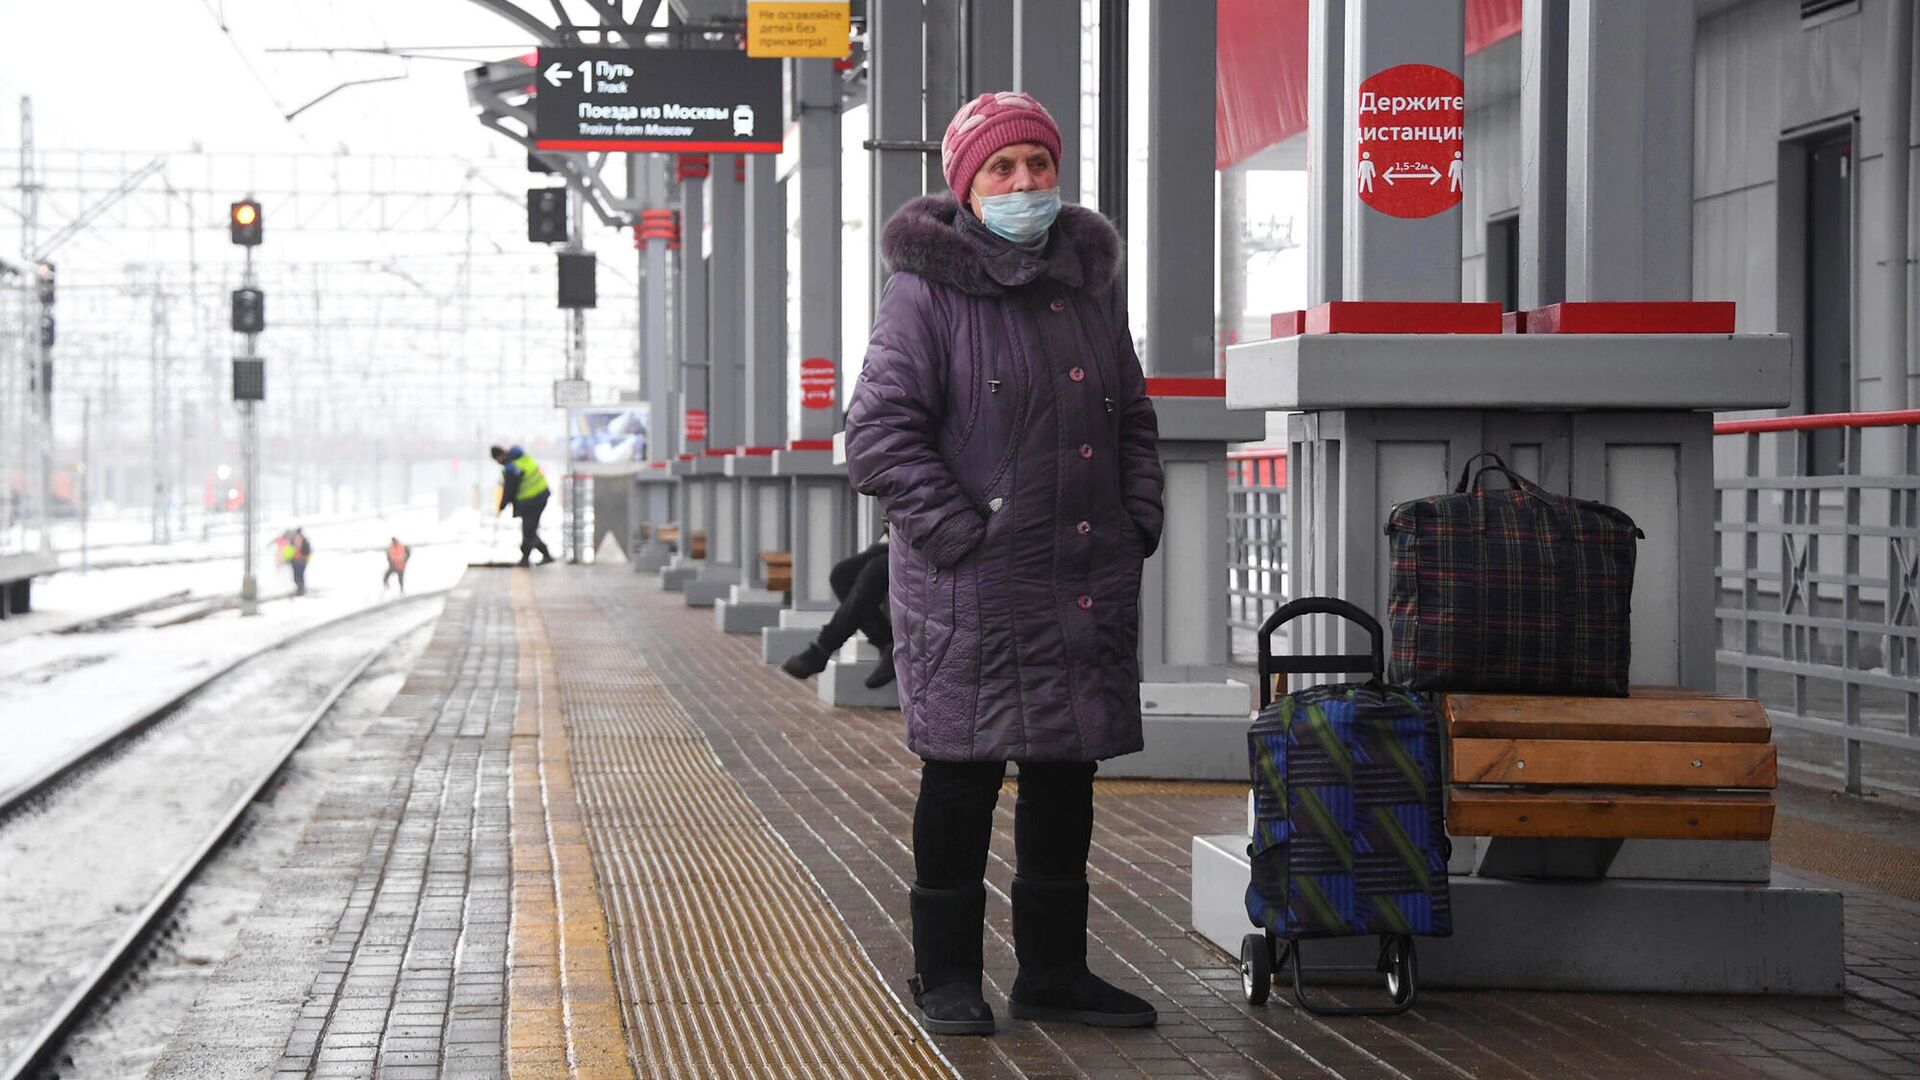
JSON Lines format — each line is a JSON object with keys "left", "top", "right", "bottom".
{"left": 518, "top": 573, "right": 953, "bottom": 1080}
{"left": 508, "top": 573, "right": 633, "bottom": 1079}
{"left": 1772, "top": 814, "right": 1920, "bottom": 902}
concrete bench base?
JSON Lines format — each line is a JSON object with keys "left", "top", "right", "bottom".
{"left": 630, "top": 540, "right": 673, "bottom": 572}
{"left": 1101, "top": 681, "right": 1252, "bottom": 780}
{"left": 1190, "top": 833, "right": 1844, "bottom": 995}
{"left": 715, "top": 598, "right": 784, "bottom": 634}
{"left": 660, "top": 565, "right": 697, "bottom": 592}
{"left": 1102, "top": 714, "right": 1251, "bottom": 780}
{"left": 761, "top": 609, "right": 832, "bottom": 664}
{"left": 819, "top": 658, "right": 900, "bottom": 710}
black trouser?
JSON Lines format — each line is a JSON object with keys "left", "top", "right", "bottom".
{"left": 912, "top": 759, "right": 1097, "bottom": 889}
{"left": 384, "top": 566, "right": 405, "bottom": 590}
{"left": 819, "top": 541, "right": 891, "bottom": 653}
{"left": 517, "top": 492, "right": 552, "bottom": 561}
{"left": 291, "top": 558, "right": 308, "bottom": 595}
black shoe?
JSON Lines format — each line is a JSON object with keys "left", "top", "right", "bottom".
{"left": 780, "top": 642, "right": 830, "bottom": 680}
{"left": 1008, "top": 967, "right": 1156, "bottom": 1028}
{"left": 1007, "top": 875, "right": 1156, "bottom": 1028}
{"left": 516, "top": 557, "right": 531, "bottom": 567}
{"left": 909, "top": 884, "right": 993, "bottom": 1036}
{"left": 537, "top": 551, "right": 554, "bottom": 564}
{"left": 863, "top": 649, "right": 896, "bottom": 689}
{"left": 910, "top": 975, "right": 995, "bottom": 1036}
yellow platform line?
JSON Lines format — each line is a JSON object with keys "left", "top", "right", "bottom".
{"left": 531, "top": 571, "right": 954, "bottom": 1080}
{"left": 509, "top": 573, "right": 636, "bottom": 1079}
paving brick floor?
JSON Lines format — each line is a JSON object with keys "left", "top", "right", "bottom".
{"left": 153, "top": 582, "right": 518, "bottom": 1080}
{"left": 575, "top": 565, "right": 1920, "bottom": 1080}
{"left": 153, "top": 568, "right": 1920, "bottom": 1079}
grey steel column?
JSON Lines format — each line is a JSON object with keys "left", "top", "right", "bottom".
{"left": 1146, "top": 0, "right": 1217, "bottom": 379}
{"left": 633, "top": 154, "right": 677, "bottom": 571}
{"left": 868, "top": 0, "right": 930, "bottom": 552}
{"left": 802, "top": 56, "right": 848, "bottom": 443}
{"left": 1565, "top": 0, "right": 1693, "bottom": 302}
{"left": 1881, "top": 0, "right": 1913, "bottom": 409}
{"left": 744, "top": 154, "right": 786, "bottom": 454}
{"left": 737, "top": 151, "right": 788, "bottom": 594}
{"left": 663, "top": 156, "right": 710, "bottom": 590}
{"left": 871, "top": 0, "right": 927, "bottom": 314}
{"left": 923, "top": 0, "right": 965, "bottom": 192}
{"left": 698, "top": 155, "right": 746, "bottom": 590}
{"left": 1342, "top": 0, "right": 1465, "bottom": 300}
{"left": 777, "top": 57, "right": 854, "bottom": 615}
{"left": 1519, "top": 0, "right": 1569, "bottom": 310}
{"left": 678, "top": 161, "right": 709, "bottom": 455}
{"left": 970, "top": 0, "right": 1015, "bottom": 94}
{"left": 1142, "top": 0, "right": 1235, "bottom": 675}
{"left": 707, "top": 157, "right": 746, "bottom": 456}
{"left": 1013, "top": 0, "right": 1081, "bottom": 202}
{"left": 1307, "top": 0, "right": 1344, "bottom": 305}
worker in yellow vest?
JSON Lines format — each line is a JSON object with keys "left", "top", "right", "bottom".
{"left": 490, "top": 444, "right": 554, "bottom": 567}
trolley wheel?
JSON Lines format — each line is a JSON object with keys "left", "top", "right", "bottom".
{"left": 1240, "top": 933, "right": 1272, "bottom": 1005}
{"left": 1382, "top": 936, "right": 1416, "bottom": 1007}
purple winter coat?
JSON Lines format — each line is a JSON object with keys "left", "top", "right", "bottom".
{"left": 845, "top": 195, "right": 1164, "bottom": 763}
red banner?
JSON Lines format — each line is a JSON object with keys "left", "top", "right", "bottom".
{"left": 684, "top": 407, "right": 708, "bottom": 441}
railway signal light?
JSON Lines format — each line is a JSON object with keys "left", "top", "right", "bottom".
{"left": 232, "top": 287, "right": 265, "bottom": 333}
{"left": 34, "top": 262, "right": 54, "bottom": 305}
{"left": 38, "top": 311, "right": 54, "bottom": 349}
{"left": 558, "top": 251, "right": 596, "bottom": 309}
{"left": 528, "top": 187, "right": 568, "bottom": 244}
{"left": 230, "top": 199, "right": 263, "bottom": 246}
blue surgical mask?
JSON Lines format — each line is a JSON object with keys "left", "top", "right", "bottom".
{"left": 973, "top": 187, "right": 1061, "bottom": 246}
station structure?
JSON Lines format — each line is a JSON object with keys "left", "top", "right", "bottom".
{"left": 5, "top": 0, "right": 1920, "bottom": 1076}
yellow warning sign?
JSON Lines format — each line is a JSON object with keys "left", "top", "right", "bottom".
{"left": 746, "top": 1, "right": 850, "bottom": 58}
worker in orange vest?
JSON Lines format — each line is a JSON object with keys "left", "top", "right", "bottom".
{"left": 384, "top": 537, "right": 411, "bottom": 593}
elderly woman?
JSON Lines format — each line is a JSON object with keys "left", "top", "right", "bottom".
{"left": 845, "top": 91, "right": 1163, "bottom": 1036}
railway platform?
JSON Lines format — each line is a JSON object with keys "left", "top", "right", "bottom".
{"left": 146, "top": 566, "right": 1920, "bottom": 1080}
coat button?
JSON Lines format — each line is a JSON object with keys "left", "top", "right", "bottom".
{"left": 1076, "top": 520, "right": 1091, "bottom": 535}
{"left": 1078, "top": 444, "right": 1093, "bottom": 459}
{"left": 1049, "top": 298, "right": 1066, "bottom": 312}
{"left": 1077, "top": 595, "right": 1093, "bottom": 610}
{"left": 1068, "top": 366, "right": 1085, "bottom": 382}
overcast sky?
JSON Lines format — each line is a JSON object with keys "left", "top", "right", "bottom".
{"left": 0, "top": 0, "right": 551, "bottom": 159}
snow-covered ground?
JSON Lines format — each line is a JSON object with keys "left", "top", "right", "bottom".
{"left": 0, "top": 504, "right": 543, "bottom": 794}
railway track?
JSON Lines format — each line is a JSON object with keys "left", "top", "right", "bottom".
{"left": 0, "top": 591, "right": 443, "bottom": 820}
{"left": 0, "top": 593, "right": 446, "bottom": 1080}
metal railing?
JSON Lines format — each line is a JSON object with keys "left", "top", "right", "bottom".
{"left": 1715, "top": 410, "right": 1920, "bottom": 794}
{"left": 1227, "top": 448, "right": 1288, "bottom": 636}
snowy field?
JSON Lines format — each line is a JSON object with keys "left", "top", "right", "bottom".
{"left": 0, "top": 504, "right": 547, "bottom": 794}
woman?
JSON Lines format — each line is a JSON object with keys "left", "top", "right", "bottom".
{"left": 845, "top": 91, "right": 1164, "bottom": 1036}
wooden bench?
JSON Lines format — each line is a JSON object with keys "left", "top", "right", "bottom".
{"left": 1442, "top": 688, "right": 1776, "bottom": 842}
{"left": 654, "top": 525, "right": 705, "bottom": 560}
{"left": 762, "top": 552, "right": 793, "bottom": 593}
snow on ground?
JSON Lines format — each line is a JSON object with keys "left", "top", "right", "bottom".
{"left": 0, "top": 504, "right": 545, "bottom": 794}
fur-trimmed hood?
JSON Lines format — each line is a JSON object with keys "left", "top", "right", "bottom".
{"left": 880, "top": 194, "right": 1121, "bottom": 297}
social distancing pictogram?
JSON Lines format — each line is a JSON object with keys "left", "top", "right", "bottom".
{"left": 1355, "top": 63, "right": 1465, "bottom": 220}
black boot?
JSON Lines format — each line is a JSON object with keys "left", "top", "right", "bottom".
{"left": 908, "top": 884, "right": 994, "bottom": 1036}
{"left": 780, "top": 642, "right": 831, "bottom": 680}
{"left": 864, "top": 648, "right": 896, "bottom": 689}
{"left": 1008, "top": 876, "right": 1156, "bottom": 1028}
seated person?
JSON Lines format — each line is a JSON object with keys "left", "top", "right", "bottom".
{"left": 781, "top": 538, "right": 895, "bottom": 689}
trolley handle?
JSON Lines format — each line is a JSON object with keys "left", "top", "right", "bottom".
{"left": 1255, "top": 597, "right": 1386, "bottom": 708}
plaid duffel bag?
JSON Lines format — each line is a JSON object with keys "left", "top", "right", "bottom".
{"left": 1384, "top": 452, "right": 1643, "bottom": 696}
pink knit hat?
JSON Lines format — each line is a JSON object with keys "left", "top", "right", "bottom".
{"left": 940, "top": 91, "right": 1063, "bottom": 206}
